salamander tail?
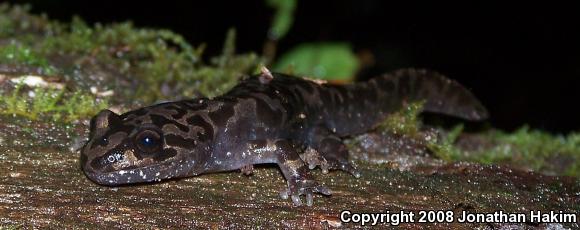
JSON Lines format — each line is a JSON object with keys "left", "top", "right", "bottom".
{"left": 366, "top": 68, "right": 489, "bottom": 121}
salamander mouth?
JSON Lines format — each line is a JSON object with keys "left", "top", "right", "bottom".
{"left": 82, "top": 161, "right": 188, "bottom": 186}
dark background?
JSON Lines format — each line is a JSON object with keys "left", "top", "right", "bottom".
{"left": 5, "top": 0, "right": 580, "bottom": 133}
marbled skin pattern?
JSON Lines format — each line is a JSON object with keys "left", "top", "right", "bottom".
{"left": 81, "top": 68, "right": 488, "bottom": 206}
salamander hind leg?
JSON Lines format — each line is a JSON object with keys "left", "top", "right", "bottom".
{"left": 315, "top": 136, "right": 361, "bottom": 178}
{"left": 305, "top": 127, "right": 361, "bottom": 178}
{"left": 265, "top": 139, "right": 331, "bottom": 206}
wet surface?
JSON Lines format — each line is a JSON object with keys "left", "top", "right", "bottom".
{"left": 347, "top": 130, "right": 445, "bottom": 171}
{"left": 1, "top": 142, "right": 578, "bottom": 229}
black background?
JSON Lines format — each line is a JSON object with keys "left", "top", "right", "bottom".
{"left": 5, "top": 1, "right": 580, "bottom": 133}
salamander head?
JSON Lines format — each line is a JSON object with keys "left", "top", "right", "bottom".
{"left": 81, "top": 103, "right": 212, "bottom": 186}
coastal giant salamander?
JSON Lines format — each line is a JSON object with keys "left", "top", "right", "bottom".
{"left": 81, "top": 68, "right": 488, "bottom": 206}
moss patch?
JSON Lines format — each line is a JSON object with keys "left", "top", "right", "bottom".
{"left": 0, "top": 4, "right": 261, "bottom": 123}
{"left": 377, "top": 100, "right": 425, "bottom": 137}
{"left": 0, "top": 42, "right": 57, "bottom": 75}
{"left": 371, "top": 101, "right": 580, "bottom": 177}
{"left": 429, "top": 125, "right": 580, "bottom": 176}
{"left": 461, "top": 127, "right": 580, "bottom": 176}
{"left": 0, "top": 82, "right": 108, "bottom": 122}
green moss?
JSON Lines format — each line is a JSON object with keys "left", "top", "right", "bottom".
{"left": 375, "top": 101, "right": 580, "bottom": 176}
{"left": 0, "top": 42, "right": 57, "bottom": 75}
{"left": 61, "top": 90, "right": 110, "bottom": 121}
{"left": 0, "top": 4, "right": 260, "bottom": 102}
{"left": 0, "top": 4, "right": 260, "bottom": 123}
{"left": 432, "top": 125, "right": 580, "bottom": 176}
{"left": 483, "top": 127, "right": 580, "bottom": 176}
{"left": 428, "top": 124, "right": 464, "bottom": 161}
{"left": 184, "top": 29, "right": 260, "bottom": 98}
{"left": 43, "top": 19, "right": 257, "bottom": 101}
{"left": 0, "top": 225, "right": 22, "bottom": 230}
{"left": 377, "top": 101, "right": 425, "bottom": 137}
{"left": 0, "top": 83, "right": 108, "bottom": 123}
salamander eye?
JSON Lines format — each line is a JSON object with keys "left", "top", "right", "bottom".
{"left": 135, "top": 129, "right": 162, "bottom": 153}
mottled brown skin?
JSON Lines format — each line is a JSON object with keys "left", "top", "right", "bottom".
{"left": 81, "top": 68, "right": 488, "bottom": 206}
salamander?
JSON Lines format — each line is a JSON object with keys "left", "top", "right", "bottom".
{"left": 80, "top": 68, "right": 488, "bottom": 206}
